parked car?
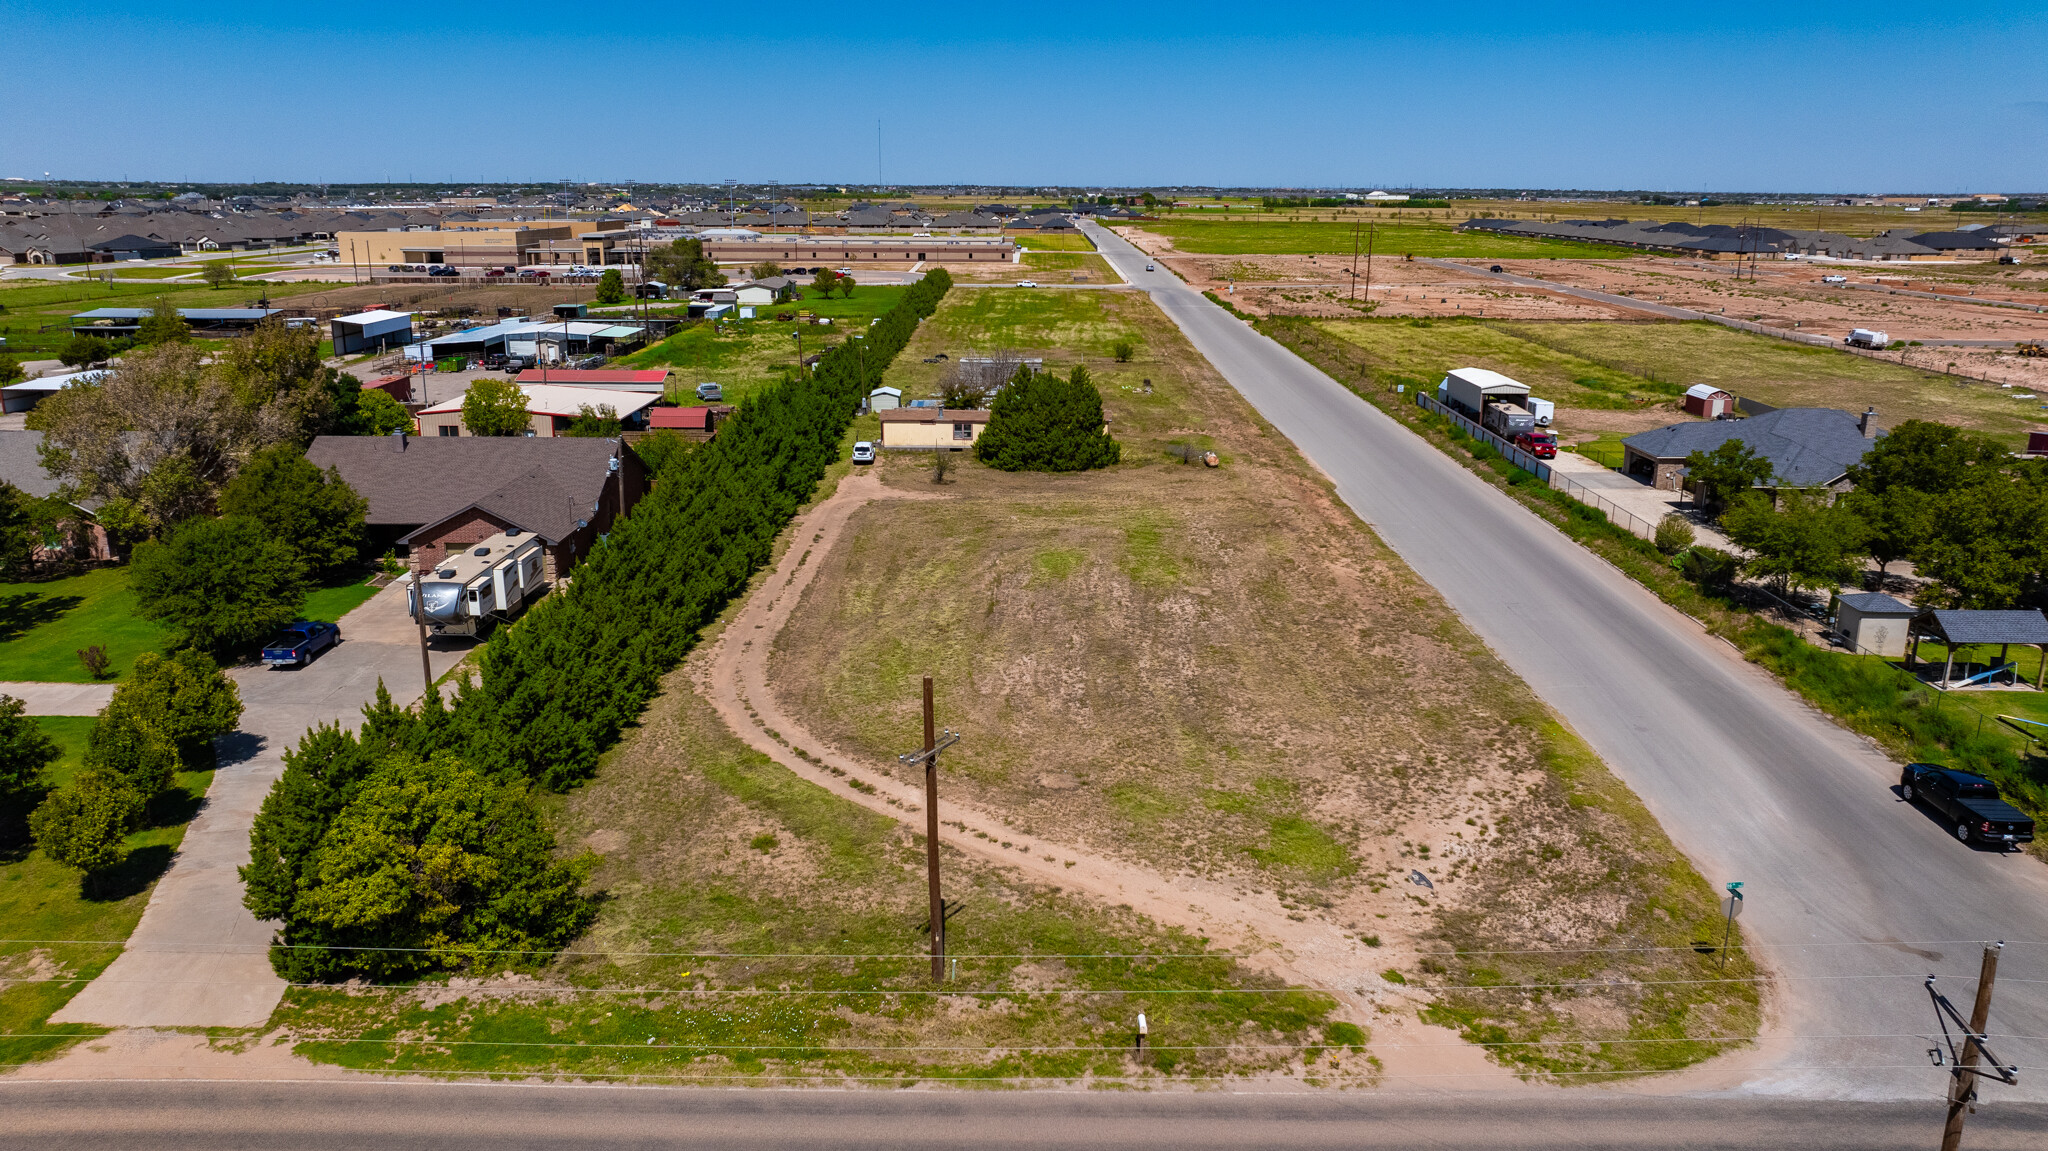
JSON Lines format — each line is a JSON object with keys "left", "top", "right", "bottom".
{"left": 696, "top": 382, "right": 724, "bottom": 401}
{"left": 1513, "top": 429, "right": 1557, "bottom": 459}
{"left": 261, "top": 620, "right": 341, "bottom": 668}
{"left": 1821, "top": 275, "right": 1848, "bottom": 284}
{"left": 1900, "top": 764, "right": 2035, "bottom": 849}
{"left": 851, "top": 441, "right": 875, "bottom": 464}
{"left": 1016, "top": 280, "right": 1039, "bottom": 288}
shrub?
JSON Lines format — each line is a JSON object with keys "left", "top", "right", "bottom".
{"left": 1654, "top": 514, "right": 1696, "bottom": 555}
{"left": 30, "top": 769, "right": 144, "bottom": 894}
{"left": 594, "top": 269, "right": 626, "bottom": 305}
{"left": 218, "top": 445, "right": 368, "bottom": 580}
{"left": 76, "top": 645, "right": 112, "bottom": 680}
{"left": 974, "top": 364, "right": 1122, "bottom": 472}
{"left": 0, "top": 694, "right": 60, "bottom": 837}
{"left": 1678, "top": 546, "right": 1740, "bottom": 590}
{"left": 1110, "top": 338, "right": 1137, "bottom": 363}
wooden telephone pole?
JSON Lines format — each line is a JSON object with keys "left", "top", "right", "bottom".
{"left": 412, "top": 548, "right": 433, "bottom": 696}
{"left": 898, "top": 675, "right": 960, "bottom": 983}
{"left": 1930, "top": 941, "right": 2017, "bottom": 1151}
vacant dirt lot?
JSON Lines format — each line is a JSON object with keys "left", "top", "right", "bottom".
{"left": 767, "top": 288, "right": 1759, "bottom": 1076}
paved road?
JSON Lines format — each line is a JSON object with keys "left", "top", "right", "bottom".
{"left": 49, "top": 582, "right": 473, "bottom": 1028}
{"left": 2, "top": 1080, "right": 2043, "bottom": 1149}
{"left": 1088, "top": 220, "right": 2048, "bottom": 1101}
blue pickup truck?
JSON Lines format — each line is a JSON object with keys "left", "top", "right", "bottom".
{"left": 261, "top": 620, "right": 340, "bottom": 668}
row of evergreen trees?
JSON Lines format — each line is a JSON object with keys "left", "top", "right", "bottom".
{"left": 241, "top": 270, "right": 955, "bottom": 980}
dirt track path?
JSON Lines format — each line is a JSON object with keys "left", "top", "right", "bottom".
{"left": 697, "top": 467, "right": 1519, "bottom": 1089}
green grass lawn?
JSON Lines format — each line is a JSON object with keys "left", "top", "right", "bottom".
{"left": 620, "top": 286, "right": 907, "bottom": 407}
{"left": 0, "top": 747, "right": 213, "bottom": 1069}
{"left": 1132, "top": 219, "right": 1630, "bottom": 259}
{"left": 94, "top": 267, "right": 199, "bottom": 280}
{"left": 0, "top": 276, "right": 337, "bottom": 359}
{"left": 301, "top": 572, "right": 382, "bottom": 624}
{"left": 1021, "top": 252, "right": 1119, "bottom": 282}
{"left": 0, "top": 569, "right": 174, "bottom": 684}
{"left": 1014, "top": 233, "right": 1097, "bottom": 252}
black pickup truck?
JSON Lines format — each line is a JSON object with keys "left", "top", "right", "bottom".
{"left": 1900, "top": 764, "right": 2036, "bottom": 850}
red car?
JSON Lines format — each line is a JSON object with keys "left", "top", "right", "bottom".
{"left": 1514, "top": 430, "right": 1557, "bottom": 459}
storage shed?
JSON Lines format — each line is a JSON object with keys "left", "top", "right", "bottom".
{"left": 1682, "top": 384, "right": 1737, "bottom": 419}
{"left": 868, "top": 386, "right": 902, "bottom": 412}
{"left": 1834, "top": 592, "right": 1917, "bottom": 657}
{"left": 330, "top": 309, "right": 414, "bottom": 356}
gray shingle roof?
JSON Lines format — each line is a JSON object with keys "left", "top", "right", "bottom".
{"left": 305, "top": 434, "right": 627, "bottom": 544}
{"left": 1622, "top": 408, "right": 1882, "bottom": 487}
{"left": 1915, "top": 610, "right": 2048, "bottom": 646}
{"left": 0, "top": 431, "right": 64, "bottom": 501}
{"left": 1837, "top": 592, "right": 1916, "bottom": 615}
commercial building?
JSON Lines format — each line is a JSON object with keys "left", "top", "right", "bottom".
{"left": 68, "top": 307, "right": 282, "bottom": 337}
{"left": 698, "top": 235, "right": 1014, "bottom": 265}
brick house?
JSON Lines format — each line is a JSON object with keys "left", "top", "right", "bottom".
{"left": 305, "top": 433, "right": 646, "bottom": 581}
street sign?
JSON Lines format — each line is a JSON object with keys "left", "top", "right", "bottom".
{"left": 1721, "top": 893, "right": 1745, "bottom": 920}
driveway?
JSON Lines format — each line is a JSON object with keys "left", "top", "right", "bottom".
{"left": 50, "top": 581, "right": 473, "bottom": 1028}
{"left": 1083, "top": 219, "right": 2048, "bottom": 1102}
{"left": 0, "top": 682, "right": 117, "bottom": 716}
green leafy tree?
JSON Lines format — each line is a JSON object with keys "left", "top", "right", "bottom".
{"left": 561, "top": 404, "right": 620, "bottom": 438}
{"left": 218, "top": 444, "right": 367, "bottom": 578}
{"left": 129, "top": 515, "right": 308, "bottom": 655}
{"left": 594, "top": 268, "right": 626, "bottom": 305}
{"left": 811, "top": 268, "right": 839, "bottom": 296}
{"left": 0, "top": 482, "right": 37, "bottom": 579}
{"left": 82, "top": 706, "right": 181, "bottom": 799}
{"left": 644, "top": 238, "right": 724, "bottom": 291}
{"left": 0, "top": 694, "right": 61, "bottom": 837}
{"left": 1686, "top": 440, "right": 1775, "bottom": 515}
{"left": 277, "top": 753, "right": 595, "bottom": 980}
{"left": 102, "top": 648, "right": 243, "bottom": 776}
{"left": 750, "top": 261, "right": 782, "bottom": 280}
{"left": 1912, "top": 477, "right": 2048, "bottom": 608}
{"left": 462, "top": 377, "right": 531, "bottom": 436}
{"left": 134, "top": 298, "right": 189, "bottom": 346}
{"left": 30, "top": 769, "right": 144, "bottom": 895}
{"left": 837, "top": 274, "right": 857, "bottom": 298}
{"left": 350, "top": 388, "right": 413, "bottom": 436}
{"left": 136, "top": 454, "right": 213, "bottom": 531}
{"left": 59, "top": 335, "right": 114, "bottom": 368}
{"left": 201, "top": 261, "right": 235, "bottom": 288}
{"left": 974, "top": 364, "right": 1122, "bottom": 472}
{"left": 1843, "top": 420, "right": 2007, "bottom": 579}
{"left": 1720, "top": 489, "right": 1870, "bottom": 595}
{"left": 0, "top": 357, "right": 23, "bottom": 385}
{"left": 213, "top": 319, "right": 328, "bottom": 438}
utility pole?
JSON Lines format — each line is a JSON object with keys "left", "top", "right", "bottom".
{"left": 412, "top": 547, "right": 433, "bottom": 696}
{"left": 897, "top": 675, "right": 961, "bottom": 983}
{"left": 1362, "top": 223, "right": 1377, "bottom": 307}
{"left": 1349, "top": 221, "right": 1361, "bottom": 301}
{"left": 1929, "top": 941, "right": 2018, "bottom": 1151}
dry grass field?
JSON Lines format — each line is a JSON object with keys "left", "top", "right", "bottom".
{"left": 766, "top": 288, "right": 1759, "bottom": 1076}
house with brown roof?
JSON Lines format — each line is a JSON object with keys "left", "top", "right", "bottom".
{"left": 878, "top": 407, "right": 990, "bottom": 450}
{"left": 304, "top": 433, "right": 646, "bottom": 579}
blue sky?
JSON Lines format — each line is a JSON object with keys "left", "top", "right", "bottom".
{"left": 4, "top": 2, "right": 2043, "bottom": 191}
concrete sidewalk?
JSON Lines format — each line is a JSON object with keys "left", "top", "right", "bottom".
{"left": 50, "top": 581, "right": 473, "bottom": 1029}
{"left": 0, "top": 681, "right": 117, "bottom": 716}
{"left": 1547, "top": 450, "right": 1737, "bottom": 551}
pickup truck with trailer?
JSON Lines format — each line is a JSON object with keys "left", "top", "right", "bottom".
{"left": 1900, "top": 764, "right": 2035, "bottom": 849}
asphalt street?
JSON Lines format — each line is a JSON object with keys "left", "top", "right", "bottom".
{"left": 3, "top": 1080, "right": 2044, "bottom": 1150}
{"left": 1085, "top": 220, "right": 2048, "bottom": 1102}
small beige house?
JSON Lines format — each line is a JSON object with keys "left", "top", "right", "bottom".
{"left": 879, "top": 407, "right": 989, "bottom": 450}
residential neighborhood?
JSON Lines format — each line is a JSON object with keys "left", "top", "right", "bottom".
{"left": 5, "top": 7, "right": 2048, "bottom": 1147}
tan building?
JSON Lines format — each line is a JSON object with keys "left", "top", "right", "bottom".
{"left": 878, "top": 407, "right": 989, "bottom": 450}
{"left": 415, "top": 384, "right": 659, "bottom": 438}
{"left": 337, "top": 220, "right": 630, "bottom": 268}
{"left": 700, "top": 235, "right": 1014, "bottom": 265}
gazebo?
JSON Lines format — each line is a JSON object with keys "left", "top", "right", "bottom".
{"left": 1907, "top": 609, "right": 2048, "bottom": 689}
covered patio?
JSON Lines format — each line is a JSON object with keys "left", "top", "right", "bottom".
{"left": 1907, "top": 609, "right": 2048, "bottom": 689}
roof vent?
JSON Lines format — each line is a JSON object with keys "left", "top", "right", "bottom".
{"left": 473, "top": 546, "right": 491, "bottom": 556}
{"left": 505, "top": 528, "right": 522, "bottom": 537}
{"left": 436, "top": 567, "right": 457, "bottom": 578}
